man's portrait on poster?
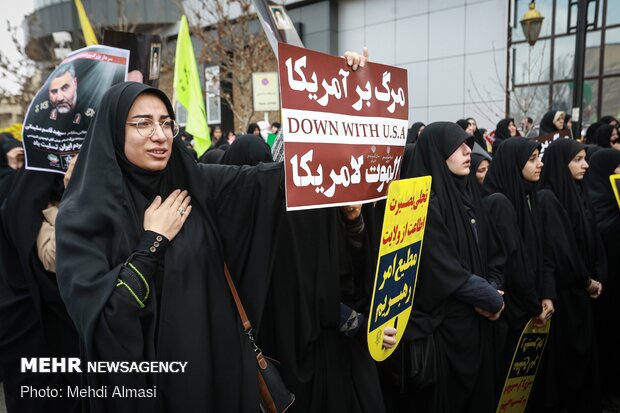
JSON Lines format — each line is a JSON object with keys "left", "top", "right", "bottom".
{"left": 48, "top": 63, "right": 81, "bottom": 124}
{"left": 270, "top": 6, "right": 292, "bottom": 30}
{"left": 149, "top": 44, "right": 161, "bottom": 80}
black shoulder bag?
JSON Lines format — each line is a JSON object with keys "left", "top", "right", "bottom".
{"left": 224, "top": 264, "right": 295, "bottom": 413}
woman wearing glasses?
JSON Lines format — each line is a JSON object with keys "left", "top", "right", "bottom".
{"left": 55, "top": 82, "right": 284, "bottom": 412}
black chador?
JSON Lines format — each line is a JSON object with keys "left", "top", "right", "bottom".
{"left": 259, "top": 204, "right": 386, "bottom": 413}
{"left": 482, "top": 138, "right": 555, "bottom": 394}
{"left": 56, "top": 83, "right": 283, "bottom": 412}
{"left": 531, "top": 138, "right": 606, "bottom": 413}
{"left": 0, "top": 169, "right": 80, "bottom": 413}
{"left": 0, "top": 135, "right": 21, "bottom": 199}
{"left": 586, "top": 149, "right": 620, "bottom": 399}
{"left": 221, "top": 125, "right": 386, "bottom": 412}
{"left": 389, "top": 122, "right": 505, "bottom": 413}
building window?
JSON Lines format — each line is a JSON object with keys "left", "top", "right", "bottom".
{"left": 509, "top": 0, "right": 620, "bottom": 125}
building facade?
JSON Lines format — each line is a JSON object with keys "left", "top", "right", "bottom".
{"left": 22, "top": 0, "right": 620, "bottom": 132}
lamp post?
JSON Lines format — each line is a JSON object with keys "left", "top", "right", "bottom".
{"left": 520, "top": 1, "right": 544, "bottom": 46}
{"left": 572, "top": 0, "right": 588, "bottom": 140}
{"left": 519, "top": 1, "right": 544, "bottom": 119}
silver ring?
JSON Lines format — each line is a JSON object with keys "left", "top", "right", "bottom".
{"left": 178, "top": 208, "right": 185, "bottom": 216}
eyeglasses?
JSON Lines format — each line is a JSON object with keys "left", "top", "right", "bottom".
{"left": 126, "top": 118, "right": 180, "bottom": 138}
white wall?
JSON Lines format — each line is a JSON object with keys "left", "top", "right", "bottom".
{"left": 337, "top": 0, "right": 509, "bottom": 131}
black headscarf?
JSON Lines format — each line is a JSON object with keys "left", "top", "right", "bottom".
{"left": 456, "top": 119, "right": 469, "bottom": 131}
{"left": 473, "top": 127, "right": 487, "bottom": 150}
{"left": 594, "top": 124, "right": 616, "bottom": 148}
{"left": 0, "top": 132, "right": 12, "bottom": 144}
{"left": 470, "top": 153, "right": 488, "bottom": 178}
{"left": 585, "top": 121, "right": 603, "bottom": 144}
{"left": 539, "top": 138, "right": 602, "bottom": 279}
{"left": 539, "top": 110, "right": 562, "bottom": 134}
{"left": 214, "top": 133, "right": 231, "bottom": 149}
{"left": 468, "top": 146, "right": 491, "bottom": 191}
{"left": 403, "top": 122, "right": 497, "bottom": 315}
{"left": 56, "top": 82, "right": 283, "bottom": 412}
{"left": 246, "top": 122, "right": 260, "bottom": 135}
{"left": 600, "top": 115, "right": 619, "bottom": 125}
{"left": 495, "top": 118, "right": 517, "bottom": 141}
{"left": 0, "top": 135, "right": 21, "bottom": 177}
{"left": 0, "top": 136, "right": 22, "bottom": 202}
{"left": 586, "top": 149, "right": 620, "bottom": 236}
{"left": 492, "top": 118, "right": 518, "bottom": 153}
{"left": 198, "top": 147, "right": 226, "bottom": 164}
{"left": 221, "top": 134, "right": 273, "bottom": 166}
{"left": 483, "top": 138, "right": 541, "bottom": 243}
{"left": 406, "top": 122, "right": 425, "bottom": 144}
{"left": 482, "top": 138, "right": 546, "bottom": 322}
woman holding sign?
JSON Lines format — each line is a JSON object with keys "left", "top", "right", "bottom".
{"left": 532, "top": 138, "right": 606, "bottom": 413}
{"left": 56, "top": 47, "right": 374, "bottom": 412}
{"left": 394, "top": 122, "right": 505, "bottom": 412}
{"left": 220, "top": 135, "right": 392, "bottom": 412}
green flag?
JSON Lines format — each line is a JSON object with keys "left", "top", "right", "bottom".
{"left": 174, "top": 15, "right": 210, "bottom": 157}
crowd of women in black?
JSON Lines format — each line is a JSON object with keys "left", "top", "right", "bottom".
{"left": 0, "top": 65, "right": 619, "bottom": 412}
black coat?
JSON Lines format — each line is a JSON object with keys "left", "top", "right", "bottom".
{"left": 398, "top": 122, "right": 505, "bottom": 413}
{"left": 482, "top": 138, "right": 553, "bottom": 329}
{"left": 586, "top": 148, "right": 620, "bottom": 394}
{"left": 56, "top": 82, "right": 283, "bottom": 412}
{"left": 0, "top": 169, "right": 80, "bottom": 413}
{"left": 530, "top": 138, "right": 604, "bottom": 412}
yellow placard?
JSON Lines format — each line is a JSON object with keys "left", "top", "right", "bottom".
{"left": 367, "top": 176, "right": 431, "bottom": 361}
{"left": 496, "top": 318, "right": 551, "bottom": 413}
{"left": 610, "top": 174, "right": 620, "bottom": 210}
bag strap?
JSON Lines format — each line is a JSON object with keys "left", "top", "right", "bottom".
{"left": 224, "top": 264, "right": 263, "bottom": 355}
{"left": 224, "top": 263, "right": 252, "bottom": 332}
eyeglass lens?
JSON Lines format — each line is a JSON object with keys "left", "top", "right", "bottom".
{"left": 136, "top": 119, "right": 179, "bottom": 138}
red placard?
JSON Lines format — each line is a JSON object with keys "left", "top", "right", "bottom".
{"left": 278, "top": 43, "right": 409, "bottom": 210}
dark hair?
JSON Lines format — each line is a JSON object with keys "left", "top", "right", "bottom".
{"left": 53, "top": 63, "right": 77, "bottom": 80}
{"left": 271, "top": 122, "right": 281, "bottom": 129}
{"left": 527, "top": 117, "right": 533, "bottom": 124}
{"left": 246, "top": 123, "right": 259, "bottom": 134}
{"left": 456, "top": 119, "right": 469, "bottom": 130}
{"left": 600, "top": 115, "right": 618, "bottom": 125}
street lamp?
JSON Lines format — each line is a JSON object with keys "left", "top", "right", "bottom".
{"left": 521, "top": 1, "right": 545, "bottom": 46}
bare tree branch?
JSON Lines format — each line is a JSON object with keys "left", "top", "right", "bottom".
{"left": 466, "top": 41, "right": 551, "bottom": 127}
{"left": 183, "top": 0, "right": 277, "bottom": 131}
{"left": 0, "top": 20, "right": 43, "bottom": 115}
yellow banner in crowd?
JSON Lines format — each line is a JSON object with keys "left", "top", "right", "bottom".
{"left": 367, "top": 176, "right": 431, "bottom": 361}
{"left": 74, "top": 0, "right": 98, "bottom": 46}
{"left": 496, "top": 318, "right": 551, "bottom": 413}
{"left": 174, "top": 15, "right": 210, "bottom": 157}
{"left": 610, "top": 174, "right": 620, "bottom": 210}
